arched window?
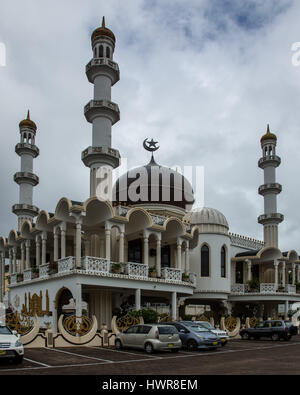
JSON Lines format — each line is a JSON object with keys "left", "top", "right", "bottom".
{"left": 221, "top": 246, "right": 226, "bottom": 278}
{"left": 106, "top": 46, "right": 110, "bottom": 58}
{"left": 99, "top": 45, "right": 103, "bottom": 58}
{"left": 201, "top": 244, "right": 209, "bottom": 277}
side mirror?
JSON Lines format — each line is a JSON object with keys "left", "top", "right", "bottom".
{"left": 180, "top": 329, "right": 186, "bottom": 333}
{"left": 12, "top": 330, "right": 17, "bottom": 336}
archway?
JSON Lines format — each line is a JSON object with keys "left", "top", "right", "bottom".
{"left": 55, "top": 287, "right": 74, "bottom": 322}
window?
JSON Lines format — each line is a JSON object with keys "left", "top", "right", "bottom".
{"left": 236, "top": 261, "right": 243, "bottom": 283}
{"left": 125, "top": 326, "right": 139, "bottom": 334}
{"left": 106, "top": 46, "right": 110, "bottom": 58}
{"left": 201, "top": 245, "right": 210, "bottom": 277}
{"left": 128, "top": 239, "right": 142, "bottom": 263}
{"left": 137, "top": 325, "right": 151, "bottom": 334}
{"left": 99, "top": 45, "right": 103, "bottom": 57}
{"left": 158, "top": 326, "right": 178, "bottom": 335}
{"left": 221, "top": 246, "right": 226, "bottom": 278}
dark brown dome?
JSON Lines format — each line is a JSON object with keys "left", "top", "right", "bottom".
{"left": 92, "top": 17, "right": 115, "bottom": 43}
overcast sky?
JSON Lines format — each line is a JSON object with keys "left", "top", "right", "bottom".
{"left": 0, "top": 0, "right": 300, "bottom": 252}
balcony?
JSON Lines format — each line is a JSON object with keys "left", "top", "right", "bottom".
{"left": 161, "top": 267, "right": 182, "bottom": 282}
{"left": 258, "top": 155, "right": 281, "bottom": 169}
{"left": 81, "top": 256, "right": 110, "bottom": 274}
{"left": 258, "top": 183, "right": 282, "bottom": 196}
{"left": 124, "top": 262, "right": 149, "bottom": 279}
{"left": 23, "top": 269, "right": 33, "bottom": 282}
{"left": 39, "top": 263, "right": 50, "bottom": 279}
{"left": 14, "top": 172, "right": 39, "bottom": 186}
{"left": 84, "top": 99, "right": 120, "bottom": 124}
{"left": 86, "top": 58, "right": 120, "bottom": 85}
{"left": 258, "top": 213, "right": 284, "bottom": 225}
{"left": 231, "top": 283, "right": 297, "bottom": 295}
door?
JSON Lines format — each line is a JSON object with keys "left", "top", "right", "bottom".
{"left": 134, "top": 325, "right": 152, "bottom": 348}
{"left": 174, "top": 324, "right": 189, "bottom": 346}
{"left": 123, "top": 325, "right": 139, "bottom": 347}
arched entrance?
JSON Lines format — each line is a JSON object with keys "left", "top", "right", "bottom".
{"left": 55, "top": 287, "right": 73, "bottom": 323}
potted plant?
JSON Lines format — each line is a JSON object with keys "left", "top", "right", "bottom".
{"left": 182, "top": 273, "right": 189, "bottom": 282}
{"left": 17, "top": 273, "right": 23, "bottom": 282}
{"left": 247, "top": 278, "right": 260, "bottom": 292}
{"left": 112, "top": 263, "right": 122, "bottom": 274}
{"left": 296, "top": 282, "right": 300, "bottom": 293}
{"left": 278, "top": 285, "right": 285, "bottom": 292}
{"left": 32, "top": 266, "right": 39, "bottom": 278}
{"left": 148, "top": 266, "right": 157, "bottom": 278}
{"left": 48, "top": 261, "right": 58, "bottom": 275}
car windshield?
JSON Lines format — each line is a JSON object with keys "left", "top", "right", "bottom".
{"left": 197, "top": 322, "right": 215, "bottom": 330}
{"left": 0, "top": 326, "right": 12, "bottom": 335}
{"left": 284, "top": 322, "right": 292, "bottom": 327}
{"left": 188, "top": 325, "right": 209, "bottom": 333}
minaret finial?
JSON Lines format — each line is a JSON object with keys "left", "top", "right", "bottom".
{"left": 102, "top": 16, "right": 105, "bottom": 28}
{"left": 267, "top": 124, "right": 270, "bottom": 134}
{"left": 27, "top": 110, "right": 30, "bottom": 120}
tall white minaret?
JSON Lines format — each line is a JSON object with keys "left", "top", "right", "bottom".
{"left": 82, "top": 17, "right": 121, "bottom": 199}
{"left": 12, "top": 111, "right": 40, "bottom": 231}
{"left": 258, "top": 125, "right": 283, "bottom": 247}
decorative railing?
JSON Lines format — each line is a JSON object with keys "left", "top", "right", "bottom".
{"left": 39, "top": 263, "right": 50, "bottom": 279}
{"left": 23, "top": 269, "right": 33, "bottom": 282}
{"left": 231, "top": 284, "right": 249, "bottom": 294}
{"left": 189, "top": 272, "right": 197, "bottom": 287}
{"left": 260, "top": 283, "right": 277, "bottom": 294}
{"left": 58, "top": 257, "right": 75, "bottom": 274}
{"left": 124, "top": 262, "right": 148, "bottom": 278}
{"left": 161, "top": 267, "right": 182, "bottom": 282}
{"left": 81, "top": 256, "right": 109, "bottom": 274}
{"left": 286, "top": 284, "right": 296, "bottom": 294}
{"left": 10, "top": 273, "right": 17, "bottom": 285}
{"left": 229, "top": 233, "right": 264, "bottom": 250}
{"left": 150, "top": 214, "right": 167, "bottom": 226}
{"left": 86, "top": 58, "right": 119, "bottom": 72}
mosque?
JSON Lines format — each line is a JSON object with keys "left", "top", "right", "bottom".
{"left": 0, "top": 18, "right": 300, "bottom": 330}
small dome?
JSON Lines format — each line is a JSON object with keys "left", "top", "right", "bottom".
{"left": 113, "top": 156, "right": 195, "bottom": 211}
{"left": 92, "top": 17, "right": 115, "bottom": 43}
{"left": 184, "top": 207, "right": 229, "bottom": 228}
{"left": 261, "top": 124, "right": 277, "bottom": 143}
{"left": 19, "top": 110, "right": 37, "bottom": 131}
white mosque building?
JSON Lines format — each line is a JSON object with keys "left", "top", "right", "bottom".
{"left": 0, "top": 19, "right": 300, "bottom": 330}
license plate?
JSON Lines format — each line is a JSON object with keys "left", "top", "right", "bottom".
{"left": 221, "top": 339, "right": 226, "bottom": 342}
{"left": 168, "top": 343, "right": 173, "bottom": 348}
{"left": 212, "top": 342, "right": 218, "bottom": 346}
{"left": 0, "top": 351, "right": 6, "bottom": 355}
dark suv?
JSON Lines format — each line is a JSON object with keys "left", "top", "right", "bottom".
{"left": 240, "top": 320, "right": 297, "bottom": 341}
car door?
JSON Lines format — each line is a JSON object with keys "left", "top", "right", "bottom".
{"left": 135, "top": 325, "right": 152, "bottom": 348}
{"left": 174, "top": 324, "right": 189, "bottom": 346}
{"left": 123, "top": 325, "right": 139, "bottom": 347}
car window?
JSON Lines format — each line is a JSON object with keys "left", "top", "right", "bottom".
{"left": 197, "top": 322, "right": 214, "bottom": 330}
{"left": 125, "top": 326, "right": 139, "bottom": 334}
{"left": 0, "top": 326, "right": 12, "bottom": 335}
{"left": 274, "top": 321, "right": 283, "bottom": 327}
{"left": 189, "top": 326, "right": 209, "bottom": 333}
{"left": 158, "top": 326, "right": 178, "bottom": 334}
{"left": 137, "top": 325, "right": 152, "bottom": 334}
{"left": 263, "top": 322, "right": 272, "bottom": 328}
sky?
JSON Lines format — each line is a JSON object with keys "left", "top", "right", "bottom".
{"left": 0, "top": 0, "right": 300, "bottom": 251}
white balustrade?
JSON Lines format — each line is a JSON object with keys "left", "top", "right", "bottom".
{"left": 10, "top": 274, "right": 17, "bottom": 285}
{"left": 81, "top": 256, "right": 109, "bottom": 274}
{"left": 189, "top": 272, "right": 197, "bottom": 286}
{"left": 58, "top": 257, "right": 75, "bottom": 274}
{"left": 260, "top": 283, "right": 277, "bottom": 294}
{"left": 124, "top": 262, "right": 148, "bottom": 278}
{"left": 285, "top": 284, "right": 296, "bottom": 294}
{"left": 23, "top": 269, "right": 33, "bottom": 282}
{"left": 39, "top": 263, "right": 50, "bottom": 279}
{"left": 161, "top": 267, "right": 182, "bottom": 282}
{"left": 231, "top": 284, "right": 246, "bottom": 293}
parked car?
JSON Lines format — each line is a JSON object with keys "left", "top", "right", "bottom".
{"left": 115, "top": 324, "right": 182, "bottom": 354}
{"left": 164, "top": 322, "right": 221, "bottom": 351}
{"left": 0, "top": 325, "right": 24, "bottom": 364}
{"left": 240, "top": 320, "right": 297, "bottom": 341}
{"left": 187, "top": 321, "right": 229, "bottom": 346}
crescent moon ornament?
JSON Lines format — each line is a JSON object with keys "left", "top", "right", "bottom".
{"left": 143, "top": 138, "right": 160, "bottom": 152}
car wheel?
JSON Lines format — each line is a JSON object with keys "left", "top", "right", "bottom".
{"left": 115, "top": 339, "right": 123, "bottom": 350}
{"left": 285, "top": 335, "right": 292, "bottom": 341}
{"left": 170, "top": 348, "right": 180, "bottom": 353}
{"left": 13, "top": 356, "right": 23, "bottom": 365}
{"left": 271, "top": 333, "right": 280, "bottom": 341}
{"left": 242, "top": 333, "right": 250, "bottom": 340}
{"left": 187, "top": 340, "right": 198, "bottom": 351}
{"left": 145, "top": 343, "right": 154, "bottom": 354}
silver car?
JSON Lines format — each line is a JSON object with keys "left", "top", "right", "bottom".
{"left": 115, "top": 324, "right": 182, "bottom": 354}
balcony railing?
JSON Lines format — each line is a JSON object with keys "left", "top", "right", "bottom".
{"left": 260, "top": 283, "right": 277, "bottom": 294}
{"left": 286, "top": 284, "right": 296, "bottom": 294}
{"left": 10, "top": 274, "right": 17, "bottom": 285}
{"left": 23, "top": 269, "right": 33, "bottom": 282}
{"left": 161, "top": 267, "right": 182, "bottom": 282}
{"left": 231, "top": 284, "right": 249, "bottom": 293}
{"left": 124, "top": 262, "right": 148, "bottom": 278}
{"left": 231, "top": 283, "right": 297, "bottom": 295}
{"left": 58, "top": 257, "right": 75, "bottom": 274}
{"left": 81, "top": 256, "right": 109, "bottom": 274}
{"left": 39, "top": 263, "right": 50, "bottom": 279}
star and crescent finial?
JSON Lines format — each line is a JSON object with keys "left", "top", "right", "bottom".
{"left": 143, "top": 138, "right": 159, "bottom": 152}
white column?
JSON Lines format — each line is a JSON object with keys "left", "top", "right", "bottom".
{"left": 8, "top": 249, "right": 13, "bottom": 275}
{"left": 25, "top": 240, "right": 31, "bottom": 269}
{"left": 284, "top": 300, "right": 289, "bottom": 320}
{"left": 54, "top": 228, "right": 59, "bottom": 261}
{"left": 105, "top": 229, "right": 111, "bottom": 261}
{"left": 246, "top": 259, "right": 252, "bottom": 282}
{"left": 274, "top": 261, "right": 279, "bottom": 290}
{"left": 35, "top": 236, "right": 41, "bottom": 267}
{"left": 20, "top": 243, "right": 25, "bottom": 272}
{"left": 60, "top": 223, "right": 66, "bottom": 259}
{"left": 281, "top": 261, "right": 286, "bottom": 287}
{"left": 292, "top": 263, "right": 296, "bottom": 285}
{"left": 75, "top": 282, "right": 82, "bottom": 318}
{"left": 171, "top": 292, "right": 177, "bottom": 320}
{"left": 12, "top": 247, "right": 17, "bottom": 274}
{"left": 119, "top": 231, "right": 125, "bottom": 263}
{"left": 156, "top": 239, "right": 161, "bottom": 277}
{"left": 185, "top": 243, "right": 190, "bottom": 274}
{"left": 297, "top": 264, "right": 300, "bottom": 283}
{"left": 143, "top": 235, "right": 149, "bottom": 266}
{"left": 177, "top": 243, "right": 182, "bottom": 270}
{"left": 75, "top": 220, "right": 82, "bottom": 268}
{"left": 0, "top": 252, "right": 3, "bottom": 302}
{"left": 135, "top": 289, "right": 141, "bottom": 311}
{"left": 42, "top": 232, "right": 47, "bottom": 265}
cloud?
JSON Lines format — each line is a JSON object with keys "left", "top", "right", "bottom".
{"left": 0, "top": 0, "right": 299, "bottom": 252}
